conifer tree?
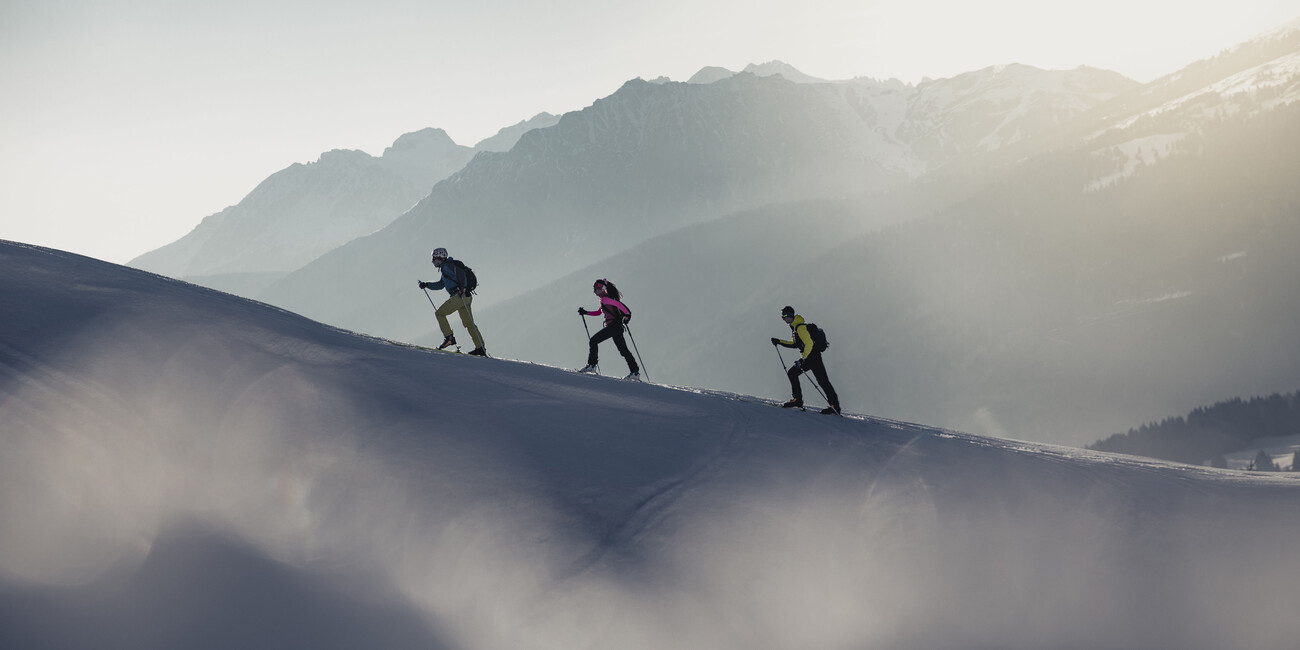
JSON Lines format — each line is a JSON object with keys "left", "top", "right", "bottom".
{"left": 1252, "top": 450, "right": 1277, "bottom": 472}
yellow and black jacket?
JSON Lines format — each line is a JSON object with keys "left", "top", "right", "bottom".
{"left": 776, "top": 315, "right": 817, "bottom": 359}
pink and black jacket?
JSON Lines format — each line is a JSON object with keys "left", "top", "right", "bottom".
{"left": 582, "top": 296, "right": 631, "bottom": 328}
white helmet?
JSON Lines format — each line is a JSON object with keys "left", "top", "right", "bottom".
{"left": 431, "top": 248, "right": 448, "bottom": 264}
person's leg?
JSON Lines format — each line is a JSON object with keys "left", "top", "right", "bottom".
{"left": 588, "top": 324, "right": 615, "bottom": 366}
{"left": 808, "top": 355, "right": 839, "bottom": 409}
{"left": 434, "top": 298, "right": 458, "bottom": 339}
{"left": 611, "top": 329, "right": 638, "bottom": 373}
{"left": 786, "top": 364, "right": 804, "bottom": 401}
{"left": 454, "top": 295, "right": 485, "bottom": 349}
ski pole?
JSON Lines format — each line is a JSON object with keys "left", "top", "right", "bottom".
{"left": 422, "top": 285, "right": 437, "bottom": 308}
{"left": 579, "top": 311, "right": 598, "bottom": 374}
{"left": 803, "top": 366, "right": 830, "bottom": 404}
{"left": 625, "top": 324, "right": 649, "bottom": 382}
{"left": 798, "top": 357, "right": 830, "bottom": 405}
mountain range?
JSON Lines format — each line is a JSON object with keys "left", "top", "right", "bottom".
{"left": 130, "top": 114, "right": 559, "bottom": 295}
{"left": 129, "top": 20, "right": 1300, "bottom": 447}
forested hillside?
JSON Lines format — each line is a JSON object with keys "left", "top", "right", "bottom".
{"left": 1090, "top": 391, "right": 1300, "bottom": 466}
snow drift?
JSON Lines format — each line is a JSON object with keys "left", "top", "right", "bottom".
{"left": 2, "top": 240, "right": 1299, "bottom": 649}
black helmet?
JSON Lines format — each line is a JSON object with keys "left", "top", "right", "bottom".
{"left": 780, "top": 306, "right": 795, "bottom": 318}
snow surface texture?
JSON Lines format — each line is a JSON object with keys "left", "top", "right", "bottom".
{"left": 3, "top": 240, "right": 1300, "bottom": 650}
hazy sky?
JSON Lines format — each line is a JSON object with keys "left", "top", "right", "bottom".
{"left": 3, "top": 0, "right": 1297, "bottom": 264}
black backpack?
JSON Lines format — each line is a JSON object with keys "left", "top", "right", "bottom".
{"left": 802, "top": 322, "right": 829, "bottom": 354}
{"left": 448, "top": 259, "right": 477, "bottom": 292}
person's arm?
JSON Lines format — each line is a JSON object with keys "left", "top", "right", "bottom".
{"left": 772, "top": 330, "right": 798, "bottom": 348}
{"left": 579, "top": 300, "right": 601, "bottom": 316}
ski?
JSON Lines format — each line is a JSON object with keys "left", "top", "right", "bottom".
{"left": 776, "top": 403, "right": 842, "bottom": 415}
{"left": 570, "top": 368, "right": 644, "bottom": 381}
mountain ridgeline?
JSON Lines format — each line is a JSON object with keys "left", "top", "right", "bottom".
{"left": 129, "top": 115, "right": 560, "bottom": 294}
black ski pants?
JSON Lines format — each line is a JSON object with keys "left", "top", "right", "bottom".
{"left": 788, "top": 352, "right": 839, "bottom": 407}
{"left": 589, "top": 323, "right": 638, "bottom": 373}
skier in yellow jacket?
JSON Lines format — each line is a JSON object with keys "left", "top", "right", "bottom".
{"left": 771, "top": 305, "right": 841, "bottom": 414}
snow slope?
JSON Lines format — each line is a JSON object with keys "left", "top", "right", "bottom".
{"left": 3, "top": 240, "right": 1300, "bottom": 649}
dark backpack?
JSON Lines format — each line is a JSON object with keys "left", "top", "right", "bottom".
{"left": 448, "top": 259, "right": 478, "bottom": 293}
{"left": 802, "top": 322, "right": 829, "bottom": 354}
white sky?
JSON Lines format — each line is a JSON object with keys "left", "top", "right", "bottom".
{"left": 2, "top": 0, "right": 1297, "bottom": 264}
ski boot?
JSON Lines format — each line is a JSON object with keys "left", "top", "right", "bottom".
{"left": 437, "top": 335, "right": 457, "bottom": 350}
{"left": 624, "top": 371, "right": 641, "bottom": 381}
{"left": 781, "top": 398, "right": 804, "bottom": 409}
{"left": 468, "top": 347, "right": 487, "bottom": 357}
{"left": 577, "top": 364, "right": 598, "bottom": 374}
{"left": 820, "top": 405, "right": 842, "bottom": 415}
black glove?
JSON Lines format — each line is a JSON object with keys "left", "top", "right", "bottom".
{"left": 578, "top": 307, "right": 586, "bottom": 315}
{"left": 792, "top": 358, "right": 805, "bottom": 372}
{"left": 418, "top": 281, "right": 427, "bottom": 290}
{"left": 771, "top": 337, "right": 780, "bottom": 346}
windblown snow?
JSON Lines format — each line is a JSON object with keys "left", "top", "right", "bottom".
{"left": 2, "top": 240, "right": 1299, "bottom": 650}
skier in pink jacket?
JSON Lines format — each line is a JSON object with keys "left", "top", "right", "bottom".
{"left": 578, "top": 279, "right": 639, "bottom": 380}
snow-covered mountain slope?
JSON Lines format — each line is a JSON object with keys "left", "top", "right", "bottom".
{"left": 902, "top": 63, "right": 1138, "bottom": 158}
{"left": 3, "top": 239, "right": 1300, "bottom": 649}
{"left": 685, "top": 61, "right": 1136, "bottom": 163}
{"left": 1113, "top": 50, "right": 1300, "bottom": 132}
{"left": 1079, "top": 22, "right": 1300, "bottom": 190}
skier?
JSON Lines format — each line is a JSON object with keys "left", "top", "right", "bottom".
{"left": 578, "top": 279, "right": 639, "bottom": 380}
{"left": 417, "top": 248, "right": 486, "bottom": 356}
{"left": 772, "top": 305, "right": 841, "bottom": 414}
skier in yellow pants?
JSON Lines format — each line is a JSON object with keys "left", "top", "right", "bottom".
{"left": 418, "top": 247, "right": 486, "bottom": 356}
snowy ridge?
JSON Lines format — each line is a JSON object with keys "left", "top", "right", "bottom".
{"left": 1113, "top": 50, "right": 1300, "bottom": 131}
{"left": 1080, "top": 43, "right": 1300, "bottom": 191}
{"left": 687, "top": 61, "right": 1136, "bottom": 162}
{"left": 901, "top": 64, "right": 1138, "bottom": 158}
{"left": 3, "top": 239, "right": 1300, "bottom": 649}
